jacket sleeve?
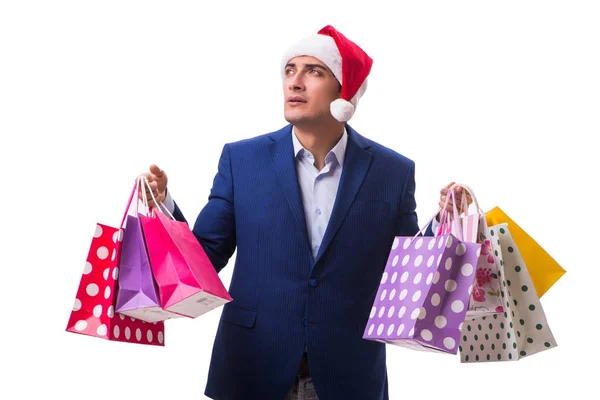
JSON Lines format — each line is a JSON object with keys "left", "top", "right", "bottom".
{"left": 393, "top": 160, "right": 434, "bottom": 237}
{"left": 173, "top": 144, "right": 237, "bottom": 273}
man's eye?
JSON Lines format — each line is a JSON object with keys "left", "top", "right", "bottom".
{"left": 285, "top": 69, "right": 294, "bottom": 75}
{"left": 309, "top": 69, "right": 321, "bottom": 75}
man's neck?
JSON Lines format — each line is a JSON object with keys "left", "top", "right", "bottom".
{"left": 294, "top": 123, "right": 345, "bottom": 171}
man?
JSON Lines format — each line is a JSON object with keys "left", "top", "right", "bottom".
{"left": 142, "top": 25, "right": 468, "bottom": 400}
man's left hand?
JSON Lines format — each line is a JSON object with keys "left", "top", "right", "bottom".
{"left": 437, "top": 182, "right": 473, "bottom": 220}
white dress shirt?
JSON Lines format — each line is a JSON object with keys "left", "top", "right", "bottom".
{"left": 292, "top": 128, "right": 347, "bottom": 259}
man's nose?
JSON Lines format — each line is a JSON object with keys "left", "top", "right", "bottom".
{"left": 289, "top": 74, "right": 305, "bottom": 91}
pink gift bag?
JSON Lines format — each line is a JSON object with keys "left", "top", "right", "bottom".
{"left": 139, "top": 178, "right": 233, "bottom": 318}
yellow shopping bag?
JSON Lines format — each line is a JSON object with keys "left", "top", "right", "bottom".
{"left": 485, "top": 206, "right": 565, "bottom": 297}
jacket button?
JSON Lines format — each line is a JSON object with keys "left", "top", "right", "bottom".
{"left": 308, "top": 278, "right": 318, "bottom": 288}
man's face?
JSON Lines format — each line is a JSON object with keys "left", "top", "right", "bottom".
{"left": 283, "top": 56, "right": 340, "bottom": 126}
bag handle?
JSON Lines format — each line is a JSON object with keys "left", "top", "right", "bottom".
{"left": 139, "top": 175, "right": 175, "bottom": 220}
{"left": 117, "top": 175, "right": 151, "bottom": 229}
{"left": 411, "top": 209, "right": 444, "bottom": 240}
{"left": 435, "top": 188, "right": 463, "bottom": 241}
{"left": 448, "top": 182, "right": 483, "bottom": 215}
{"left": 406, "top": 188, "right": 461, "bottom": 245}
{"left": 118, "top": 179, "right": 139, "bottom": 230}
{"left": 139, "top": 176, "right": 149, "bottom": 215}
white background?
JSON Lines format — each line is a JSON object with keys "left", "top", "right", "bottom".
{"left": 1, "top": 1, "right": 598, "bottom": 399}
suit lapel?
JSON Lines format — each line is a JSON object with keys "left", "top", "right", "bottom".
{"left": 268, "top": 125, "right": 310, "bottom": 249}
{"left": 313, "top": 126, "right": 373, "bottom": 266}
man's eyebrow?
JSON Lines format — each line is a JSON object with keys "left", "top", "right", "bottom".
{"left": 285, "top": 62, "right": 328, "bottom": 71}
{"left": 304, "top": 63, "right": 327, "bottom": 70}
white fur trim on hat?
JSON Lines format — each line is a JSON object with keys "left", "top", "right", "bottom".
{"left": 330, "top": 99, "right": 354, "bottom": 122}
{"left": 281, "top": 34, "right": 342, "bottom": 83}
{"left": 330, "top": 78, "right": 368, "bottom": 122}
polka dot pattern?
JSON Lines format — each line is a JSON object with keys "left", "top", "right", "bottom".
{"left": 459, "top": 223, "right": 556, "bottom": 363}
{"left": 364, "top": 233, "right": 481, "bottom": 354}
{"left": 65, "top": 223, "right": 165, "bottom": 346}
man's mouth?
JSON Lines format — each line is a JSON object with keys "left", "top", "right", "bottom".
{"left": 288, "top": 96, "right": 307, "bottom": 103}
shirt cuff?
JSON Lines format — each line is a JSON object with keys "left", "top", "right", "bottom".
{"left": 430, "top": 215, "right": 440, "bottom": 235}
{"left": 160, "top": 188, "right": 176, "bottom": 217}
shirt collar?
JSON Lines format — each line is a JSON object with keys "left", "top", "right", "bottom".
{"left": 292, "top": 127, "right": 348, "bottom": 167}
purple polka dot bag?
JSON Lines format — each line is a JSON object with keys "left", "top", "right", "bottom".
{"left": 363, "top": 190, "right": 482, "bottom": 354}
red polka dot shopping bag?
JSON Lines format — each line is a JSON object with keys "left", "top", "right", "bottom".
{"left": 362, "top": 189, "right": 482, "bottom": 354}
{"left": 458, "top": 223, "right": 557, "bottom": 362}
{"left": 138, "top": 178, "right": 233, "bottom": 318}
{"left": 65, "top": 180, "right": 165, "bottom": 346}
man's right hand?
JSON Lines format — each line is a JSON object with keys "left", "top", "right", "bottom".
{"left": 139, "top": 164, "right": 168, "bottom": 208}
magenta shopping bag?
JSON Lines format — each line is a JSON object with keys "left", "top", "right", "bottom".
{"left": 138, "top": 178, "right": 233, "bottom": 318}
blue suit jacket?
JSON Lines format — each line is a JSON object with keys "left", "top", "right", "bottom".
{"left": 173, "top": 123, "right": 433, "bottom": 400}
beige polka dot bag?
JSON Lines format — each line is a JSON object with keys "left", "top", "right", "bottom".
{"left": 459, "top": 223, "right": 557, "bottom": 362}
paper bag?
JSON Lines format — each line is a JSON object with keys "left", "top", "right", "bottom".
{"left": 139, "top": 179, "right": 233, "bottom": 318}
{"left": 363, "top": 227, "right": 481, "bottom": 354}
{"left": 65, "top": 221, "right": 165, "bottom": 346}
{"left": 485, "top": 206, "right": 565, "bottom": 297}
{"left": 459, "top": 223, "right": 557, "bottom": 362}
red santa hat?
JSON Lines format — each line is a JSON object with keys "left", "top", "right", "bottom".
{"left": 281, "top": 25, "right": 373, "bottom": 122}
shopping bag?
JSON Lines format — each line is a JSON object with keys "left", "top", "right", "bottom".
{"left": 485, "top": 206, "right": 565, "bottom": 297}
{"left": 65, "top": 181, "right": 165, "bottom": 346}
{"left": 467, "top": 214, "right": 504, "bottom": 317}
{"left": 459, "top": 223, "right": 557, "bottom": 362}
{"left": 436, "top": 184, "right": 479, "bottom": 243}
{"left": 115, "top": 178, "right": 182, "bottom": 322}
{"left": 139, "top": 179, "right": 233, "bottom": 318}
{"left": 363, "top": 196, "right": 481, "bottom": 354}
{"left": 435, "top": 184, "right": 503, "bottom": 317}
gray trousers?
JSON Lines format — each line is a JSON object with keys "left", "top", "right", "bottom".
{"left": 284, "top": 353, "right": 319, "bottom": 400}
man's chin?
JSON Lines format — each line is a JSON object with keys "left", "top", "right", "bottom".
{"left": 283, "top": 111, "right": 309, "bottom": 125}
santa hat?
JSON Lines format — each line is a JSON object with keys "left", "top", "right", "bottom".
{"left": 281, "top": 25, "right": 373, "bottom": 122}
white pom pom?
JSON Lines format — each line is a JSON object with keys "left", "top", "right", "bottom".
{"left": 330, "top": 98, "right": 355, "bottom": 122}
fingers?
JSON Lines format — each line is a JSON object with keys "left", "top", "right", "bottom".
{"left": 440, "top": 183, "right": 473, "bottom": 204}
{"left": 439, "top": 190, "right": 473, "bottom": 216}
{"left": 439, "top": 200, "right": 456, "bottom": 213}
{"left": 144, "top": 164, "right": 166, "bottom": 188}
{"left": 149, "top": 164, "right": 164, "bottom": 177}
{"left": 144, "top": 181, "right": 162, "bottom": 202}
{"left": 145, "top": 193, "right": 165, "bottom": 208}
{"left": 440, "top": 181, "right": 455, "bottom": 195}
{"left": 465, "top": 192, "right": 473, "bottom": 204}
{"left": 136, "top": 175, "right": 162, "bottom": 202}
{"left": 136, "top": 164, "right": 167, "bottom": 205}
{"left": 439, "top": 182, "right": 459, "bottom": 217}
{"left": 145, "top": 165, "right": 162, "bottom": 185}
